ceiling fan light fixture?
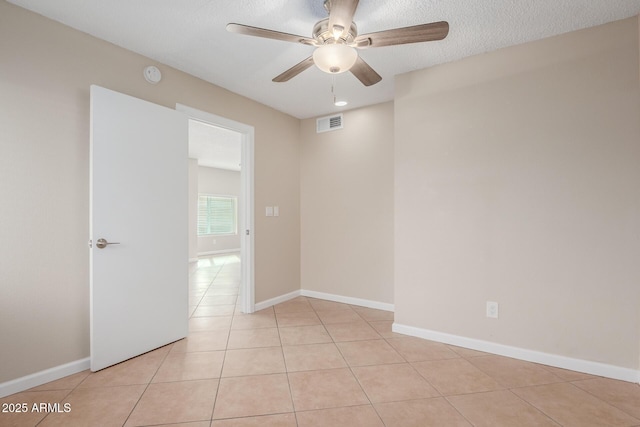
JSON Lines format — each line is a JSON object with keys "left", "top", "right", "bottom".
{"left": 331, "top": 25, "right": 344, "bottom": 40}
{"left": 313, "top": 43, "right": 358, "bottom": 74}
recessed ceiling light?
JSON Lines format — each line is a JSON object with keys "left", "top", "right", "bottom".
{"left": 334, "top": 100, "right": 348, "bottom": 107}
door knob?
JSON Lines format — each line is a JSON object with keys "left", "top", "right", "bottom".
{"left": 96, "top": 238, "right": 120, "bottom": 249}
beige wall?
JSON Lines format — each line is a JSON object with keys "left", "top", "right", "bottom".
{"left": 395, "top": 17, "right": 640, "bottom": 369}
{"left": 0, "top": 1, "right": 300, "bottom": 383}
{"left": 197, "top": 166, "right": 242, "bottom": 254}
{"left": 301, "top": 103, "right": 394, "bottom": 304}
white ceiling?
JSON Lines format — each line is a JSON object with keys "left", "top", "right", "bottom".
{"left": 8, "top": 0, "right": 640, "bottom": 119}
{"left": 188, "top": 119, "right": 241, "bottom": 171}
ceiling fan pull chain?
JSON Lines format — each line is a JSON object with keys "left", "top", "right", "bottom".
{"left": 331, "top": 74, "right": 336, "bottom": 103}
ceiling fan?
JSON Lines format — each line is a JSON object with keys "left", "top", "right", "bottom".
{"left": 226, "top": 0, "right": 449, "bottom": 86}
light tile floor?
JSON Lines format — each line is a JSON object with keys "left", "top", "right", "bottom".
{"left": 3, "top": 253, "right": 640, "bottom": 426}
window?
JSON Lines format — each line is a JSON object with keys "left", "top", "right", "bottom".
{"left": 197, "top": 194, "right": 237, "bottom": 236}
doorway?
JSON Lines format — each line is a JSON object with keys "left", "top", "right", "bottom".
{"left": 178, "top": 104, "right": 255, "bottom": 314}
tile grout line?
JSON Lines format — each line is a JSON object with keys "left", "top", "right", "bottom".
{"left": 274, "top": 309, "right": 299, "bottom": 424}
{"left": 500, "top": 388, "right": 564, "bottom": 427}
{"left": 120, "top": 343, "right": 174, "bottom": 427}
{"left": 568, "top": 380, "right": 640, "bottom": 422}
{"left": 311, "top": 301, "right": 389, "bottom": 425}
{"left": 204, "top": 255, "right": 230, "bottom": 423}
{"left": 33, "top": 387, "right": 75, "bottom": 426}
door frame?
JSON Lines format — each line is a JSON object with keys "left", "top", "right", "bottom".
{"left": 177, "top": 104, "right": 255, "bottom": 314}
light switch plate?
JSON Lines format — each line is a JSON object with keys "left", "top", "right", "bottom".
{"left": 266, "top": 206, "right": 273, "bottom": 217}
{"left": 273, "top": 206, "right": 279, "bottom": 217}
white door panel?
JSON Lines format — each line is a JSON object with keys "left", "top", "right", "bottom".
{"left": 90, "top": 85, "right": 188, "bottom": 371}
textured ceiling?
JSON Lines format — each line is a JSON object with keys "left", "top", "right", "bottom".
{"left": 8, "top": 0, "right": 640, "bottom": 119}
{"left": 188, "top": 120, "right": 241, "bottom": 171}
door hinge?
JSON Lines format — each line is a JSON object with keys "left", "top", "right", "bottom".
{"left": 245, "top": 230, "right": 250, "bottom": 236}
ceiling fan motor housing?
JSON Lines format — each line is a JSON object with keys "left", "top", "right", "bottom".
{"left": 313, "top": 18, "right": 358, "bottom": 44}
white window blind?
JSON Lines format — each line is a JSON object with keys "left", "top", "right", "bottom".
{"left": 198, "top": 195, "right": 237, "bottom": 235}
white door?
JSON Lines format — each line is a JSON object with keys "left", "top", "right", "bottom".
{"left": 90, "top": 85, "right": 188, "bottom": 371}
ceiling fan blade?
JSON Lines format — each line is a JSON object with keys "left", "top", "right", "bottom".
{"left": 327, "top": 0, "right": 359, "bottom": 38}
{"left": 226, "top": 23, "right": 317, "bottom": 46}
{"left": 350, "top": 56, "right": 381, "bottom": 86}
{"left": 354, "top": 21, "right": 449, "bottom": 48}
{"left": 272, "top": 56, "right": 315, "bottom": 82}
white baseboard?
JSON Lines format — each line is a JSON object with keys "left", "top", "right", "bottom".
{"left": 300, "top": 289, "right": 394, "bottom": 312}
{"left": 198, "top": 248, "right": 241, "bottom": 257}
{"left": 0, "top": 357, "right": 90, "bottom": 398}
{"left": 254, "top": 290, "right": 301, "bottom": 311}
{"left": 254, "top": 289, "right": 394, "bottom": 314}
{"left": 393, "top": 323, "right": 640, "bottom": 384}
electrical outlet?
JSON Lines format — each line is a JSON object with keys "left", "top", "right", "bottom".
{"left": 486, "top": 301, "right": 499, "bottom": 319}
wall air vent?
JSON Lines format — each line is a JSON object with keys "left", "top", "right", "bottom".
{"left": 316, "top": 113, "right": 343, "bottom": 133}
